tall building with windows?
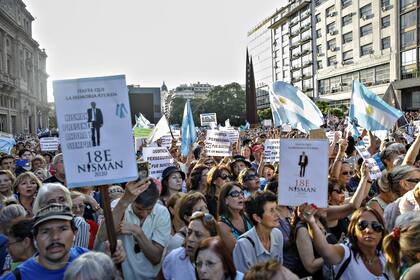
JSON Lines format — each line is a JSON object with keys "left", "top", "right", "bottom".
{"left": 0, "top": 0, "right": 49, "bottom": 134}
{"left": 393, "top": 0, "right": 420, "bottom": 110}
{"left": 315, "top": 0, "right": 398, "bottom": 106}
{"left": 269, "top": 0, "right": 315, "bottom": 99}
{"left": 247, "top": 17, "right": 274, "bottom": 109}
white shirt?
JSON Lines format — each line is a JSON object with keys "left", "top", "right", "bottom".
{"left": 162, "top": 247, "right": 195, "bottom": 280}
{"left": 333, "top": 244, "right": 390, "bottom": 280}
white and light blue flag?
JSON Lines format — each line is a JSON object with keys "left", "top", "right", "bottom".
{"left": 181, "top": 100, "right": 197, "bottom": 156}
{"left": 269, "top": 81, "right": 324, "bottom": 133}
{"left": 350, "top": 81, "right": 403, "bottom": 131}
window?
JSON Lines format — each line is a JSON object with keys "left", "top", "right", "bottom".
{"left": 318, "top": 79, "right": 329, "bottom": 95}
{"left": 361, "top": 43, "right": 373, "bottom": 56}
{"left": 343, "top": 32, "right": 353, "bottom": 43}
{"left": 381, "top": 37, "right": 391, "bottom": 49}
{"left": 401, "top": 30, "right": 416, "bottom": 49}
{"left": 360, "top": 4, "right": 372, "bottom": 18}
{"left": 342, "top": 14, "right": 352, "bottom": 26}
{"left": 381, "top": 0, "right": 390, "bottom": 7}
{"left": 317, "top": 61, "right": 323, "bottom": 70}
{"left": 381, "top": 16, "right": 390, "bottom": 28}
{"left": 375, "top": 64, "right": 390, "bottom": 83}
{"left": 401, "top": 10, "right": 416, "bottom": 30}
{"left": 326, "top": 5, "right": 335, "bottom": 15}
{"left": 327, "top": 55, "right": 337, "bottom": 66}
{"left": 315, "top": 13, "right": 321, "bottom": 23}
{"left": 342, "top": 0, "right": 352, "bottom": 9}
{"left": 360, "top": 68, "right": 375, "bottom": 85}
{"left": 317, "top": 44, "right": 323, "bottom": 54}
{"left": 327, "top": 22, "right": 336, "bottom": 33}
{"left": 360, "top": 24, "right": 372, "bottom": 37}
{"left": 343, "top": 50, "right": 353, "bottom": 61}
{"left": 401, "top": 0, "right": 416, "bottom": 13}
{"left": 327, "top": 39, "right": 337, "bottom": 50}
{"left": 401, "top": 48, "right": 416, "bottom": 66}
{"left": 316, "top": 29, "right": 322, "bottom": 38}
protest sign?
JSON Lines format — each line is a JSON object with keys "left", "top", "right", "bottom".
{"left": 200, "top": 113, "right": 217, "bottom": 127}
{"left": 264, "top": 139, "right": 280, "bottom": 163}
{"left": 355, "top": 145, "right": 382, "bottom": 180}
{"left": 53, "top": 75, "right": 137, "bottom": 188}
{"left": 309, "top": 129, "right": 327, "bottom": 140}
{"left": 205, "top": 130, "right": 231, "bottom": 157}
{"left": 282, "top": 124, "right": 292, "bottom": 132}
{"left": 263, "top": 119, "right": 272, "bottom": 127}
{"left": 326, "top": 131, "right": 342, "bottom": 143}
{"left": 133, "top": 127, "right": 152, "bottom": 138}
{"left": 278, "top": 139, "right": 329, "bottom": 208}
{"left": 142, "top": 147, "right": 174, "bottom": 180}
{"left": 220, "top": 127, "right": 239, "bottom": 144}
{"left": 0, "top": 137, "right": 15, "bottom": 154}
{"left": 40, "top": 137, "right": 60, "bottom": 151}
{"left": 160, "top": 129, "right": 180, "bottom": 149}
{"left": 414, "top": 120, "right": 420, "bottom": 133}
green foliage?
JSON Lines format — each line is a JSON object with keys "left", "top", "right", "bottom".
{"left": 316, "top": 101, "right": 330, "bottom": 115}
{"left": 168, "top": 83, "right": 246, "bottom": 126}
{"left": 329, "top": 108, "right": 344, "bottom": 118}
{"left": 257, "top": 108, "right": 272, "bottom": 121}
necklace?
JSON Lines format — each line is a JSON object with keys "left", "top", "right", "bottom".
{"left": 363, "top": 255, "right": 377, "bottom": 266}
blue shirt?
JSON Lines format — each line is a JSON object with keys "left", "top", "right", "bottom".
{"left": 1, "top": 247, "right": 88, "bottom": 280}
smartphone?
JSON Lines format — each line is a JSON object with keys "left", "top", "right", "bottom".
{"left": 136, "top": 161, "right": 149, "bottom": 182}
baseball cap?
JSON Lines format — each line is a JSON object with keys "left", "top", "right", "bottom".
{"left": 32, "top": 204, "right": 74, "bottom": 229}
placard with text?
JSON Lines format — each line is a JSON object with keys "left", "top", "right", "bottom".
{"left": 205, "top": 130, "right": 231, "bottom": 157}
{"left": 53, "top": 75, "right": 137, "bottom": 188}
{"left": 278, "top": 139, "right": 329, "bottom": 207}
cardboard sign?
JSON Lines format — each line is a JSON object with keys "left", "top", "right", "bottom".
{"left": 355, "top": 146, "right": 382, "bottom": 180}
{"left": 200, "top": 113, "right": 217, "bottom": 127}
{"left": 278, "top": 139, "right": 329, "bottom": 207}
{"left": 53, "top": 75, "right": 137, "bottom": 188}
{"left": 142, "top": 147, "right": 174, "bottom": 180}
{"left": 264, "top": 139, "right": 280, "bottom": 163}
{"left": 40, "top": 137, "right": 60, "bottom": 151}
{"left": 205, "top": 130, "right": 231, "bottom": 157}
{"left": 309, "top": 129, "right": 327, "bottom": 140}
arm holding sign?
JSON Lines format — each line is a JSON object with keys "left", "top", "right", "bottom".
{"left": 257, "top": 152, "right": 265, "bottom": 177}
{"left": 328, "top": 132, "right": 340, "bottom": 158}
{"left": 367, "top": 130, "right": 377, "bottom": 155}
{"left": 330, "top": 139, "right": 348, "bottom": 180}
{"left": 402, "top": 133, "right": 420, "bottom": 166}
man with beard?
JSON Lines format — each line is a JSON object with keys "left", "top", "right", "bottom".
{"left": 2, "top": 203, "right": 88, "bottom": 279}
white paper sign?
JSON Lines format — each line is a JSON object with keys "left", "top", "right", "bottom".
{"left": 160, "top": 129, "right": 180, "bottom": 149}
{"left": 263, "top": 119, "right": 272, "bottom": 127}
{"left": 53, "top": 75, "right": 137, "bottom": 188}
{"left": 414, "top": 120, "right": 420, "bottom": 133}
{"left": 326, "top": 131, "right": 342, "bottom": 143}
{"left": 200, "top": 113, "right": 217, "bottom": 127}
{"left": 205, "top": 130, "right": 231, "bottom": 157}
{"left": 264, "top": 139, "right": 280, "bottom": 163}
{"left": 40, "top": 137, "right": 59, "bottom": 151}
{"left": 278, "top": 139, "right": 329, "bottom": 208}
{"left": 142, "top": 147, "right": 174, "bottom": 180}
{"left": 355, "top": 146, "right": 382, "bottom": 180}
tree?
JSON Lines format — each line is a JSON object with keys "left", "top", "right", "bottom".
{"left": 316, "top": 101, "right": 330, "bottom": 115}
{"left": 257, "top": 108, "right": 272, "bottom": 121}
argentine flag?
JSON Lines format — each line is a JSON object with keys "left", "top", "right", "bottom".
{"left": 181, "top": 99, "right": 197, "bottom": 156}
{"left": 350, "top": 81, "right": 403, "bottom": 131}
{"left": 269, "top": 81, "right": 324, "bottom": 133}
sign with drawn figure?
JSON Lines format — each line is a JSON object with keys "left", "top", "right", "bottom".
{"left": 142, "top": 147, "right": 174, "bottom": 180}
{"left": 205, "top": 130, "right": 231, "bottom": 157}
{"left": 53, "top": 75, "right": 137, "bottom": 188}
{"left": 278, "top": 139, "right": 329, "bottom": 208}
{"left": 40, "top": 137, "right": 60, "bottom": 151}
{"left": 200, "top": 113, "right": 217, "bottom": 127}
{"left": 264, "top": 139, "right": 280, "bottom": 163}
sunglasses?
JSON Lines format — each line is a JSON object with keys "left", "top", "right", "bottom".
{"left": 228, "top": 190, "right": 244, "bottom": 198}
{"left": 244, "top": 174, "right": 259, "bottom": 181}
{"left": 357, "top": 220, "right": 384, "bottom": 233}
{"left": 406, "top": 178, "right": 420, "bottom": 184}
{"left": 219, "top": 174, "right": 232, "bottom": 180}
{"left": 332, "top": 189, "right": 343, "bottom": 194}
{"left": 341, "top": 171, "right": 353, "bottom": 176}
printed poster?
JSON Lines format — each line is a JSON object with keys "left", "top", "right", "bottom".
{"left": 200, "top": 113, "right": 217, "bottom": 127}
{"left": 40, "top": 137, "right": 59, "bottom": 151}
{"left": 264, "top": 139, "right": 280, "bottom": 163}
{"left": 53, "top": 75, "right": 137, "bottom": 188}
{"left": 205, "top": 130, "right": 231, "bottom": 157}
{"left": 142, "top": 147, "right": 174, "bottom": 180}
{"left": 278, "top": 139, "right": 329, "bottom": 208}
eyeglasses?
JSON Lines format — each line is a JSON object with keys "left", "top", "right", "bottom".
{"left": 357, "top": 220, "right": 384, "bottom": 233}
{"left": 406, "top": 178, "right": 420, "bottom": 184}
{"left": 195, "top": 260, "right": 222, "bottom": 269}
{"left": 244, "top": 174, "right": 259, "bottom": 181}
{"left": 219, "top": 174, "right": 232, "bottom": 180}
{"left": 341, "top": 171, "right": 353, "bottom": 176}
{"left": 228, "top": 190, "right": 244, "bottom": 198}
{"left": 332, "top": 189, "right": 343, "bottom": 194}
{"left": 191, "top": 211, "right": 214, "bottom": 222}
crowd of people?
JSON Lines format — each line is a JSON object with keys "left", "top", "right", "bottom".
{"left": 0, "top": 113, "right": 418, "bottom": 280}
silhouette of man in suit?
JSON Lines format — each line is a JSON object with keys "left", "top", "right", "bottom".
{"left": 87, "top": 102, "right": 103, "bottom": 146}
{"left": 298, "top": 151, "right": 308, "bottom": 177}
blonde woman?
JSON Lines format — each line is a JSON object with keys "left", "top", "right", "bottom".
{"left": 12, "top": 172, "right": 42, "bottom": 217}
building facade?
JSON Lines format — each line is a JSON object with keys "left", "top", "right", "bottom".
{"left": 393, "top": 0, "right": 420, "bottom": 110}
{"left": 0, "top": 0, "right": 48, "bottom": 134}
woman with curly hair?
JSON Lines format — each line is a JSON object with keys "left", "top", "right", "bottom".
{"left": 13, "top": 172, "right": 42, "bottom": 217}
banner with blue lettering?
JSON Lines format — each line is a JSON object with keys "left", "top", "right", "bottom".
{"left": 278, "top": 139, "right": 329, "bottom": 208}
{"left": 53, "top": 75, "right": 137, "bottom": 188}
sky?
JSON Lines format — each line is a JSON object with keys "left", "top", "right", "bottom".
{"left": 23, "top": 0, "right": 285, "bottom": 102}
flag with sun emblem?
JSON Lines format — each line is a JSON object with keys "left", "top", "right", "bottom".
{"left": 268, "top": 81, "right": 324, "bottom": 133}
{"left": 349, "top": 81, "right": 403, "bottom": 132}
